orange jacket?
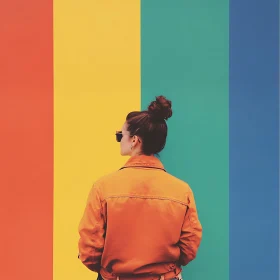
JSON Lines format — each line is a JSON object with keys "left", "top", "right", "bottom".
{"left": 78, "top": 155, "right": 202, "bottom": 280}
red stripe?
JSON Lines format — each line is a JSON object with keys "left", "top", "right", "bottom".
{"left": 0, "top": 1, "right": 53, "bottom": 279}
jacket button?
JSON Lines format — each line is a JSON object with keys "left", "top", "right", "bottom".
{"left": 169, "top": 265, "right": 175, "bottom": 269}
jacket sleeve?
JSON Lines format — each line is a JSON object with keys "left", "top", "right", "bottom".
{"left": 78, "top": 185, "right": 105, "bottom": 272}
{"left": 178, "top": 190, "right": 202, "bottom": 266}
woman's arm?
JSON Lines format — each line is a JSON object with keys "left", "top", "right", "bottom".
{"left": 178, "top": 190, "right": 202, "bottom": 266}
{"left": 78, "top": 185, "right": 105, "bottom": 272}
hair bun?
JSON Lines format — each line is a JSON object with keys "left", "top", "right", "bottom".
{"left": 148, "top": 95, "right": 172, "bottom": 121}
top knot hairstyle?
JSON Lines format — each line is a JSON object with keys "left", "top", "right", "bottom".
{"left": 126, "top": 95, "right": 172, "bottom": 155}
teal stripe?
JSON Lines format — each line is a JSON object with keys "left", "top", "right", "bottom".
{"left": 141, "top": 1, "right": 229, "bottom": 279}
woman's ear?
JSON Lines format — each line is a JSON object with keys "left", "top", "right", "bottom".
{"left": 134, "top": 135, "right": 141, "bottom": 143}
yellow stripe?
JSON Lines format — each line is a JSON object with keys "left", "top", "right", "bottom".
{"left": 53, "top": 1, "right": 140, "bottom": 279}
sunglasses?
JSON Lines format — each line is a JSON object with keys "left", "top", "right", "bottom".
{"left": 115, "top": 131, "right": 123, "bottom": 142}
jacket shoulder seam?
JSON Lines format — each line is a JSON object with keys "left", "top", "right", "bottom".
{"left": 104, "top": 194, "right": 188, "bottom": 206}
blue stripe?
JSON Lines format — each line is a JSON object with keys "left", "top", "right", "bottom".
{"left": 229, "top": 1, "right": 279, "bottom": 279}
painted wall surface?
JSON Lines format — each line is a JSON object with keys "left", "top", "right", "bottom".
{"left": 0, "top": 1, "right": 279, "bottom": 280}
{"left": 229, "top": 1, "right": 279, "bottom": 279}
{"left": 0, "top": 1, "right": 53, "bottom": 279}
{"left": 53, "top": 1, "right": 140, "bottom": 279}
{"left": 141, "top": 1, "right": 229, "bottom": 279}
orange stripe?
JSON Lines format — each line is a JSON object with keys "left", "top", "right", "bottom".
{"left": 0, "top": 1, "right": 53, "bottom": 279}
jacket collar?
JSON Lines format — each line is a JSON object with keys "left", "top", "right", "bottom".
{"left": 120, "top": 155, "right": 166, "bottom": 171}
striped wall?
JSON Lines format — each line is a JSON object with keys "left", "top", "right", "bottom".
{"left": 0, "top": 1, "right": 279, "bottom": 280}
{"left": 141, "top": 1, "right": 229, "bottom": 279}
{"left": 0, "top": 0, "right": 53, "bottom": 279}
{"left": 53, "top": 1, "right": 140, "bottom": 279}
{"left": 229, "top": 0, "right": 279, "bottom": 279}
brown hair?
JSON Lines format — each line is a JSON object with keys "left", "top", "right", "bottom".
{"left": 126, "top": 95, "right": 172, "bottom": 155}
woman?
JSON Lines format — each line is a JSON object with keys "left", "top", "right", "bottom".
{"left": 78, "top": 96, "right": 202, "bottom": 280}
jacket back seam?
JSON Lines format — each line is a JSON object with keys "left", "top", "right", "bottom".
{"left": 102, "top": 194, "right": 188, "bottom": 206}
